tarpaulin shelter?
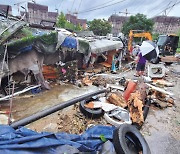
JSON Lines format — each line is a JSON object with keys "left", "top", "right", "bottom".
{"left": 0, "top": 15, "right": 80, "bottom": 93}
{"left": 61, "top": 36, "right": 77, "bottom": 49}
{"left": 0, "top": 125, "right": 115, "bottom": 153}
{"left": 89, "top": 39, "right": 123, "bottom": 55}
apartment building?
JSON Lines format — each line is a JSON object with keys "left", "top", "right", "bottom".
{"left": 108, "top": 14, "right": 128, "bottom": 36}
{"left": 0, "top": 4, "right": 12, "bottom": 15}
{"left": 20, "top": 3, "right": 58, "bottom": 25}
{"left": 66, "top": 13, "right": 87, "bottom": 29}
{"left": 152, "top": 16, "right": 180, "bottom": 34}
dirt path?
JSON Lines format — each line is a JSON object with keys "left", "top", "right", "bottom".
{"left": 141, "top": 64, "right": 180, "bottom": 154}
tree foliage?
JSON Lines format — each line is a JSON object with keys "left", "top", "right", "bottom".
{"left": 88, "top": 19, "right": 112, "bottom": 36}
{"left": 122, "top": 14, "right": 154, "bottom": 35}
{"left": 152, "top": 33, "right": 159, "bottom": 41}
{"left": 56, "top": 12, "right": 83, "bottom": 31}
{"left": 57, "top": 12, "right": 66, "bottom": 28}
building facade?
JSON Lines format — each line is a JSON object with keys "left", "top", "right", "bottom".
{"left": 66, "top": 14, "right": 87, "bottom": 29}
{"left": 108, "top": 14, "right": 128, "bottom": 36}
{"left": 0, "top": 4, "right": 12, "bottom": 15}
{"left": 21, "top": 3, "right": 58, "bottom": 25}
{"left": 152, "top": 16, "right": 180, "bottom": 34}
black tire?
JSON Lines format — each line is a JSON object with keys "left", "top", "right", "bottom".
{"left": 79, "top": 99, "right": 104, "bottom": 119}
{"left": 113, "top": 124, "right": 151, "bottom": 154}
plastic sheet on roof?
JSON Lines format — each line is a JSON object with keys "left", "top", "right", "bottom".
{"left": 61, "top": 36, "right": 77, "bottom": 49}
{"left": 89, "top": 39, "right": 123, "bottom": 55}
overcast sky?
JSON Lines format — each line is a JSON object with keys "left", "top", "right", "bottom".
{"left": 2, "top": 0, "right": 180, "bottom": 20}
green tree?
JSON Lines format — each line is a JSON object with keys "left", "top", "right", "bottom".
{"left": 65, "top": 22, "right": 75, "bottom": 30}
{"left": 75, "top": 23, "right": 83, "bottom": 31}
{"left": 152, "top": 33, "right": 159, "bottom": 41}
{"left": 89, "top": 19, "right": 112, "bottom": 36}
{"left": 122, "top": 13, "right": 154, "bottom": 35}
{"left": 56, "top": 12, "right": 83, "bottom": 31}
{"left": 56, "top": 12, "right": 67, "bottom": 28}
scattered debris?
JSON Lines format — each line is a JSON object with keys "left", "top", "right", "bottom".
{"left": 148, "top": 64, "right": 165, "bottom": 78}
{"left": 146, "top": 83, "right": 174, "bottom": 96}
{"left": 0, "top": 84, "right": 41, "bottom": 101}
{"left": 127, "top": 91, "right": 144, "bottom": 126}
{"left": 104, "top": 107, "right": 132, "bottom": 126}
{"left": 123, "top": 80, "right": 137, "bottom": 101}
{"left": 57, "top": 104, "right": 107, "bottom": 134}
{"left": 106, "top": 83, "right": 124, "bottom": 91}
{"left": 151, "top": 90, "right": 175, "bottom": 108}
{"left": 108, "top": 92, "right": 127, "bottom": 108}
{"left": 92, "top": 76, "right": 116, "bottom": 87}
{"left": 82, "top": 76, "right": 92, "bottom": 86}
{"left": 152, "top": 79, "right": 174, "bottom": 87}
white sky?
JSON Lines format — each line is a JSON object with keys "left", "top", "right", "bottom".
{"left": 1, "top": 0, "right": 180, "bottom": 20}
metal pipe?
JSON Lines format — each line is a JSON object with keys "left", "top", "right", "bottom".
{"left": 10, "top": 89, "right": 107, "bottom": 129}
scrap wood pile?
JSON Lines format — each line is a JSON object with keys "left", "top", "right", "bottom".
{"left": 76, "top": 75, "right": 175, "bottom": 128}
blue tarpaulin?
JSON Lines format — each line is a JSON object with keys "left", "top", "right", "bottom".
{"left": 0, "top": 125, "right": 115, "bottom": 153}
{"left": 61, "top": 36, "right": 77, "bottom": 49}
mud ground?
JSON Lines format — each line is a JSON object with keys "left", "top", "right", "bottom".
{"left": 0, "top": 62, "right": 179, "bottom": 154}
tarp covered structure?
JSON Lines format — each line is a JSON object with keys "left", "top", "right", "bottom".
{"left": 0, "top": 125, "right": 115, "bottom": 153}
{"left": 0, "top": 16, "right": 124, "bottom": 93}
{"left": 89, "top": 39, "right": 123, "bottom": 55}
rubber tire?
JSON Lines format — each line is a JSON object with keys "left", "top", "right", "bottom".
{"left": 113, "top": 124, "right": 151, "bottom": 154}
{"left": 79, "top": 99, "right": 104, "bottom": 119}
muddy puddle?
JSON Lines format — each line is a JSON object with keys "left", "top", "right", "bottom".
{"left": 0, "top": 83, "right": 99, "bottom": 126}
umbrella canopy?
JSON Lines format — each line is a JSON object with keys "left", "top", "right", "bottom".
{"left": 140, "top": 41, "right": 159, "bottom": 61}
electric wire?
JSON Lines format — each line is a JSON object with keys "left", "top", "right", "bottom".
{"left": 167, "top": 0, "right": 178, "bottom": 15}
{"left": 152, "top": 0, "right": 180, "bottom": 17}
{"left": 78, "top": 0, "right": 83, "bottom": 12}
{"left": 80, "top": 0, "right": 119, "bottom": 12}
{"left": 78, "top": 0, "right": 127, "bottom": 14}
{"left": 71, "top": 0, "right": 76, "bottom": 11}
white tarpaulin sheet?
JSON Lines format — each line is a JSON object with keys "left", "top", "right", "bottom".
{"left": 89, "top": 39, "right": 123, "bottom": 54}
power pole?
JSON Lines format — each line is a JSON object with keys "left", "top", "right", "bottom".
{"left": 119, "top": 9, "right": 132, "bottom": 16}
